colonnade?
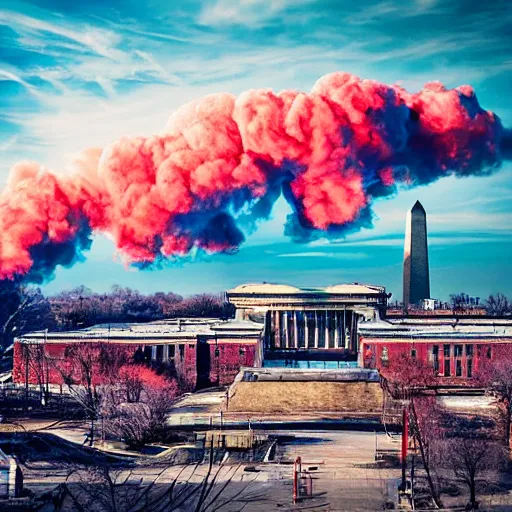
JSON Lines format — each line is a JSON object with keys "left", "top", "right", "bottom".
{"left": 264, "top": 309, "right": 357, "bottom": 351}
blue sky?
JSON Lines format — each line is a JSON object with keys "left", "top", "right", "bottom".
{"left": 1, "top": 0, "right": 511, "bottom": 301}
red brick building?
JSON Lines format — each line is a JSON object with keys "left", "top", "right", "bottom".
{"left": 359, "top": 316, "right": 512, "bottom": 385}
{"left": 13, "top": 318, "right": 262, "bottom": 391}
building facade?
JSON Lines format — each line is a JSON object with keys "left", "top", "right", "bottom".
{"left": 359, "top": 317, "right": 512, "bottom": 385}
{"left": 13, "top": 318, "right": 262, "bottom": 390}
{"left": 227, "top": 283, "right": 390, "bottom": 365}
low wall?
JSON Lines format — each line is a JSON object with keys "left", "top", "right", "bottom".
{"left": 227, "top": 368, "right": 383, "bottom": 414}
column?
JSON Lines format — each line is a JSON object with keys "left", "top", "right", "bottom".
{"left": 351, "top": 313, "right": 357, "bottom": 352}
{"left": 342, "top": 308, "right": 348, "bottom": 349}
{"left": 334, "top": 311, "right": 340, "bottom": 347}
{"left": 304, "top": 311, "right": 309, "bottom": 349}
{"left": 314, "top": 311, "right": 319, "bottom": 348}
{"left": 294, "top": 311, "right": 299, "bottom": 349}
{"left": 151, "top": 345, "right": 157, "bottom": 360}
{"left": 325, "top": 311, "right": 330, "bottom": 349}
{"left": 275, "top": 310, "right": 281, "bottom": 348}
{"left": 284, "top": 311, "right": 290, "bottom": 349}
{"left": 264, "top": 310, "right": 271, "bottom": 349}
{"left": 163, "top": 345, "right": 169, "bottom": 361}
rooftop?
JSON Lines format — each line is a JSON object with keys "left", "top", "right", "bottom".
{"left": 16, "top": 317, "right": 263, "bottom": 343}
{"left": 360, "top": 316, "right": 512, "bottom": 339}
{"left": 228, "top": 282, "right": 387, "bottom": 296}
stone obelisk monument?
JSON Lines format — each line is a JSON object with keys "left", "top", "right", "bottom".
{"left": 403, "top": 201, "right": 430, "bottom": 308}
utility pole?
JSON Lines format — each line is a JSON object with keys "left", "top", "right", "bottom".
{"left": 401, "top": 407, "right": 409, "bottom": 490}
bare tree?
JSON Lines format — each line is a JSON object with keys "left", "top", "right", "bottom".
{"left": 382, "top": 352, "right": 444, "bottom": 508}
{"left": 484, "top": 293, "right": 511, "bottom": 316}
{"left": 23, "top": 342, "right": 51, "bottom": 405}
{"left": 104, "top": 385, "right": 178, "bottom": 450}
{"left": 444, "top": 437, "right": 504, "bottom": 510}
{"left": 476, "top": 347, "right": 512, "bottom": 447}
{"left": 56, "top": 343, "right": 103, "bottom": 446}
{"left": 0, "top": 284, "right": 55, "bottom": 348}
{"left": 51, "top": 449, "right": 259, "bottom": 512}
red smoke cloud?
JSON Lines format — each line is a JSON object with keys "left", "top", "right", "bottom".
{"left": 0, "top": 72, "right": 507, "bottom": 282}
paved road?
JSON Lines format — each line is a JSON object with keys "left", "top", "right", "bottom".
{"left": 22, "top": 429, "right": 401, "bottom": 511}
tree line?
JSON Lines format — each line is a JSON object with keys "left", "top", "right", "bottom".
{"left": 0, "top": 282, "right": 235, "bottom": 349}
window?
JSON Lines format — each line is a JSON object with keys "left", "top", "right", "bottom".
{"left": 169, "top": 345, "right": 176, "bottom": 358}
{"left": 487, "top": 346, "right": 492, "bottom": 359}
{"left": 156, "top": 345, "right": 164, "bottom": 361}
{"left": 467, "top": 359, "right": 473, "bottom": 378}
{"left": 444, "top": 344, "right": 451, "bottom": 358}
{"left": 411, "top": 349, "right": 417, "bottom": 359}
{"left": 465, "top": 345, "right": 473, "bottom": 357}
{"left": 456, "top": 359, "right": 462, "bottom": 377}
{"left": 454, "top": 345, "right": 463, "bottom": 357}
{"left": 179, "top": 344, "right": 185, "bottom": 359}
{"left": 381, "top": 347, "right": 389, "bottom": 365}
{"left": 444, "top": 359, "right": 451, "bottom": 377}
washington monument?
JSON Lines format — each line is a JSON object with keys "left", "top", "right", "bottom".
{"left": 403, "top": 201, "right": 430, "bottom": 308}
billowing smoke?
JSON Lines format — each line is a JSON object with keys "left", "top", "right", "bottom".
{"left": 0, "top": 72, "right": 508, "bottom": 282}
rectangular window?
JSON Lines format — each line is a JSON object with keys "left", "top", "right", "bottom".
{"left": 487, "top": 346, "right": 492, "bottom": 359}
{"left": 179, "top": 344, "right": 185, "bottom": 359}
{"left": 444, "top": 344, "right": 451, "bottom": 358}
{"left": 411, "top": 349, "right": 417, "bottom": 359}
{"left": 456, "top": 359, "right": 462, "bottom": 377}
{"left": 156, "top": 345, "right": 164, "bottom": 361}
{"left": 465, "top": 345, "right": 473, "bottom": 357}
{"left": 467, "top": 359, "right": 473, "bottom": 378}
{"left": 454, "top": 345, "right": 463, "bottom": 358}
{"left": 169, "top": 345, "right": 176, "bottom": 358}
{"left": 432, "top": 345, "right": 439, "bottom": 357}
{"left": 444, "top": 359, "right": 451, "bottom": 377}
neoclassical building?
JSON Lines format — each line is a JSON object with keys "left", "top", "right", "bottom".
{"left": 227, "top": 283, "right": 390, "bottom": 363}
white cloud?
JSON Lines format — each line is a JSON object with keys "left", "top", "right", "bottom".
{"left": 277, "top": 251, "right": 369, "bottom": 259}
{"left": 198, "top": 0, "right": 315, "bottom": 27}
{"left": 0, "top": 68, "right": 42, "bottom": 97}
{"left": 0, "top": 10, "right": 126, "bottom": 61}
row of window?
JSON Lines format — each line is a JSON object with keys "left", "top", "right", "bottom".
{"left": 433, "top": 358, "right": 473, "bottom": 377}
{"left": 146, "top": 344, "right": 246, "bottom": 362}
{"left": 411, "top": 344, "right": 491, "bottom": 378}
{"left": 430, "top": 344, "right": 490, "bottom": 378}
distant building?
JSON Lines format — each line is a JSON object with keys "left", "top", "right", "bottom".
{"left": 13, "top": 319, "right": 262, "bottom": 390}
{"left": 359, "top": 316, "right": 512, "bottom": 384}
{"left": 403, "top": 201, "right": 430, "bottom": 308}
{"left": 227, "top": 282, "right": 390, "bottom": 367}
{"left": 422, "top": 298, "right": 438, "bottom": 311}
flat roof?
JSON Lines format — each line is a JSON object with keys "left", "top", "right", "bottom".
{"left": 16, "top": 318, "right": 263, "bottom": 343}
{"left": 228, "top": 282, "right": 387, "bottom": 296}
{"left": 359, "top": 317, "right": 512, "bottom": 339}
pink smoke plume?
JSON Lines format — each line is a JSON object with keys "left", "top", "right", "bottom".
{"left": 0, "top": 72, "right": 508, "bottom": 282}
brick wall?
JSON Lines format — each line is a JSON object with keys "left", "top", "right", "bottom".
{"left": 172, "top": 342, "right": 197, "bottom": 391}
{"left": 227, "top": 380, "right": 383, "bottom": 413}
{"left": 207, "top": 341, "right": 256, "bottom": 387}
{"left": 13, "top": 338, "right": 258, "bottom": 391}
{"left": 361, "top": 337, "right": 510, "bottom": 386}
